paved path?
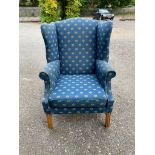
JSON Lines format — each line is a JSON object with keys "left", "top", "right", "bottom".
{"left": 19, "top": 17, "right": 135, "bottom": 155}
{"left": 19, "top": 17, "right": 40, "bottom": 22}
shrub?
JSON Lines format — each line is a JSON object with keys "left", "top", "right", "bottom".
{"left": 65, "top": 0, "right": 82, "bottom": 18}
{"left": 39, "top": 0, "right": 60, "bottom": 23}
{"left": 38, "top": 0, "right": 81, "bottom": 22}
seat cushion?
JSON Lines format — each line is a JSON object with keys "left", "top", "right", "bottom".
{"left": 56, "top": 18, "right": 98, "bottom": 74}
{"left": 48, "top": 74, "right": 107, "bottom": 108}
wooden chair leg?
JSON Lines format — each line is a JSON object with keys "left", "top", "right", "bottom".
{"left": 46, "top": 114, "right": 53, "bottom": 129}
{"left": 105, "top": 113, "right": 111, "bottom": 128}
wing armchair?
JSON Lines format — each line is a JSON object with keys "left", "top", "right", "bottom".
{"left": 39, "top": 18, "right": 116, "bottom": 129}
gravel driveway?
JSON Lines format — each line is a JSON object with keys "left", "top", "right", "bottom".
{"left": 19, "top": 17, "right": 135, "bottom": 155}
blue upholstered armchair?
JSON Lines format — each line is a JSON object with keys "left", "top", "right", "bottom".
{"left": 39, "top": 18, "right": 116, "bottom": 128}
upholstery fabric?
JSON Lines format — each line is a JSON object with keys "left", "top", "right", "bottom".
{"left": 95, "top": 60, "right": 116, "bottom": 112}
{"left": 97, "top": 20, "right": 113, "bottom": 61}
{"left": 96, "top": 60, "right": 116, "bottom": 83}
{"left": 41, "top": 23, "right": 59, "bottom": 63}
{"left": 48, "top": 74, "right": 107, "bottom": 108}
{"left": 105, "top": 81, "right": 114, "bottom": 113}
{"left": 39, "top": 60, "right": 60, "bottom": 91}
{"left": 56, "top": 18, "right": 98, "bottom": 74}
{"left": 39, "top": 18, "right": 116, "bottom": 115}
{"left": 50, "top": 107, "right": 107, "bottom": 114}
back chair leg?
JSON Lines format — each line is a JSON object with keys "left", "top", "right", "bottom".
{"left": 105, "top": 113, "right": 111, "bottom": 128}
{"left": 46, "top": 114, "right": 53, "bottom": 129}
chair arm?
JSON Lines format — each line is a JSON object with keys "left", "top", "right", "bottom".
{"left": 96, "top": 60, "right": 116, "bottom": 112}
{"left": 39, "top": 60, "right": 60, "bottom": 89}
{"left": 96, "top": 60, "right": 116, "bottom": 81}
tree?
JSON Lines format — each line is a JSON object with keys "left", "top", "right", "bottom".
{"left": 99, "top": 0, "right": 134, "bottom": 8}
{"left": 80, "top": 0, "right": 100, "bottom": 8}
{"left": 19, "top": 0, "right": 39, "bottom": 6}
{"left": 31, "top": 0, "right": 39, "bottom": 6}
{"left": 80, "top": 0, "right": 134, "bottom": 8}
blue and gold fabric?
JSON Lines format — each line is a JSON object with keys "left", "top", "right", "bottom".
{"left": 39, "top": 18, "right": 116, "bottom": 114}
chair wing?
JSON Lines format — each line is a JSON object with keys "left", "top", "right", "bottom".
{"left": 41, "top": 23, "right": 59, "bottom": 63}
{"left": 97, "top": 20, "right": 113, "bottom": 61}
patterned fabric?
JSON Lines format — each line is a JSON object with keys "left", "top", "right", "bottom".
{"left": 56, "top": 18, "right": 98, "bottom": 74}
{"left": 41, "top": 23, "right": 59, "bottom": 63}
{"left": 105, "top": 81, "right": 114, "bottom": 113}
{"left": 39, "top": 18, "right": 116, "bottom": 115}
{"left": 97, "top": 20, "right": 113, "bottom": 61}
{"left": 49, "top": 75, "right": 107, "bottom": 108}
{"left": 39, "top": 60, "right": 60, "bottom": 91}
{"left": 95, "top": 60, "right": 116, "bottom": 113}
{"left": 96, "top": 60, "right": 116, "bottom": 84}
{"left": 50, "top": 107, "right": 107, "bottom": 114}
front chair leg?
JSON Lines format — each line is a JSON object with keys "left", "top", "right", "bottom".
{"left": 46, "top": 114, "right": 53, "bottom": 129}
{"left": 105, "top": 113, "right": 111, "bottom": 128}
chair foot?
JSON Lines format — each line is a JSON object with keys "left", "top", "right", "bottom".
{"left": 46, "top": 114, "right": 53, "bottom": 129}
{"left": 105, "top": 113, "right": 111, "bottom": 128}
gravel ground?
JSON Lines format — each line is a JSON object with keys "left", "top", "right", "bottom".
{"left": 19, "top": 17, "right": 135, "bottom": 155}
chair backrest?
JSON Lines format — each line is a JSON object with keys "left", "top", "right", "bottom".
{"left": 56, "top": 18, "right": 98, "bottom": 74}
{"left": 41, "top": 18, "right": 113, "bottom": 74}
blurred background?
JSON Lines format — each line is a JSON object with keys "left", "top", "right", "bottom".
{"left": 19, "top": 0, "right": 135, "bottom": 22}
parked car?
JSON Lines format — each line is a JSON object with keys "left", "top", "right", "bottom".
{"left": 93, "top": 9, "right": 114, "bottom": 20}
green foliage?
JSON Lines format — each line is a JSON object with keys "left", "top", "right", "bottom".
{"left": 99, "top": 0, "right": 134, "bottom": 8}
{"left": 57, "top": 0, "right": 66, "bottom": 19}
{"left": 130, "top": 0, "right": 135, "bottom": 5}
{"left": 38, "top": 0, "right": 81, "bottom": 22}
{"left": 19, "top": 0, "right": 39, "bottom": 6}
{"left": 65, "top": 0, "right": 82, "bottom": 18}
{"left": 80, "top": 0, "right": 100, "bottom": 8}
{"left": 31, "top": 0, "right": 39, "bottom": 6}
{"left": 39, "top": 0, "right": 60, "bottom": 23}
{"left": 80, "top": 0, "right": 134, "bottom": 8}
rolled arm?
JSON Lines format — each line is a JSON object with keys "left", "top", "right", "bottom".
{"left": 39, "top": 60, "right": 60, "bottom": 90}
{"left": 96, "top": 60, "right": 116, "bottom": 81}
{"left": 96, "top": 60, "right": 116, "bottom": 112}
{"left": 39, "top": 60, "right": 60, "bottom": 113}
